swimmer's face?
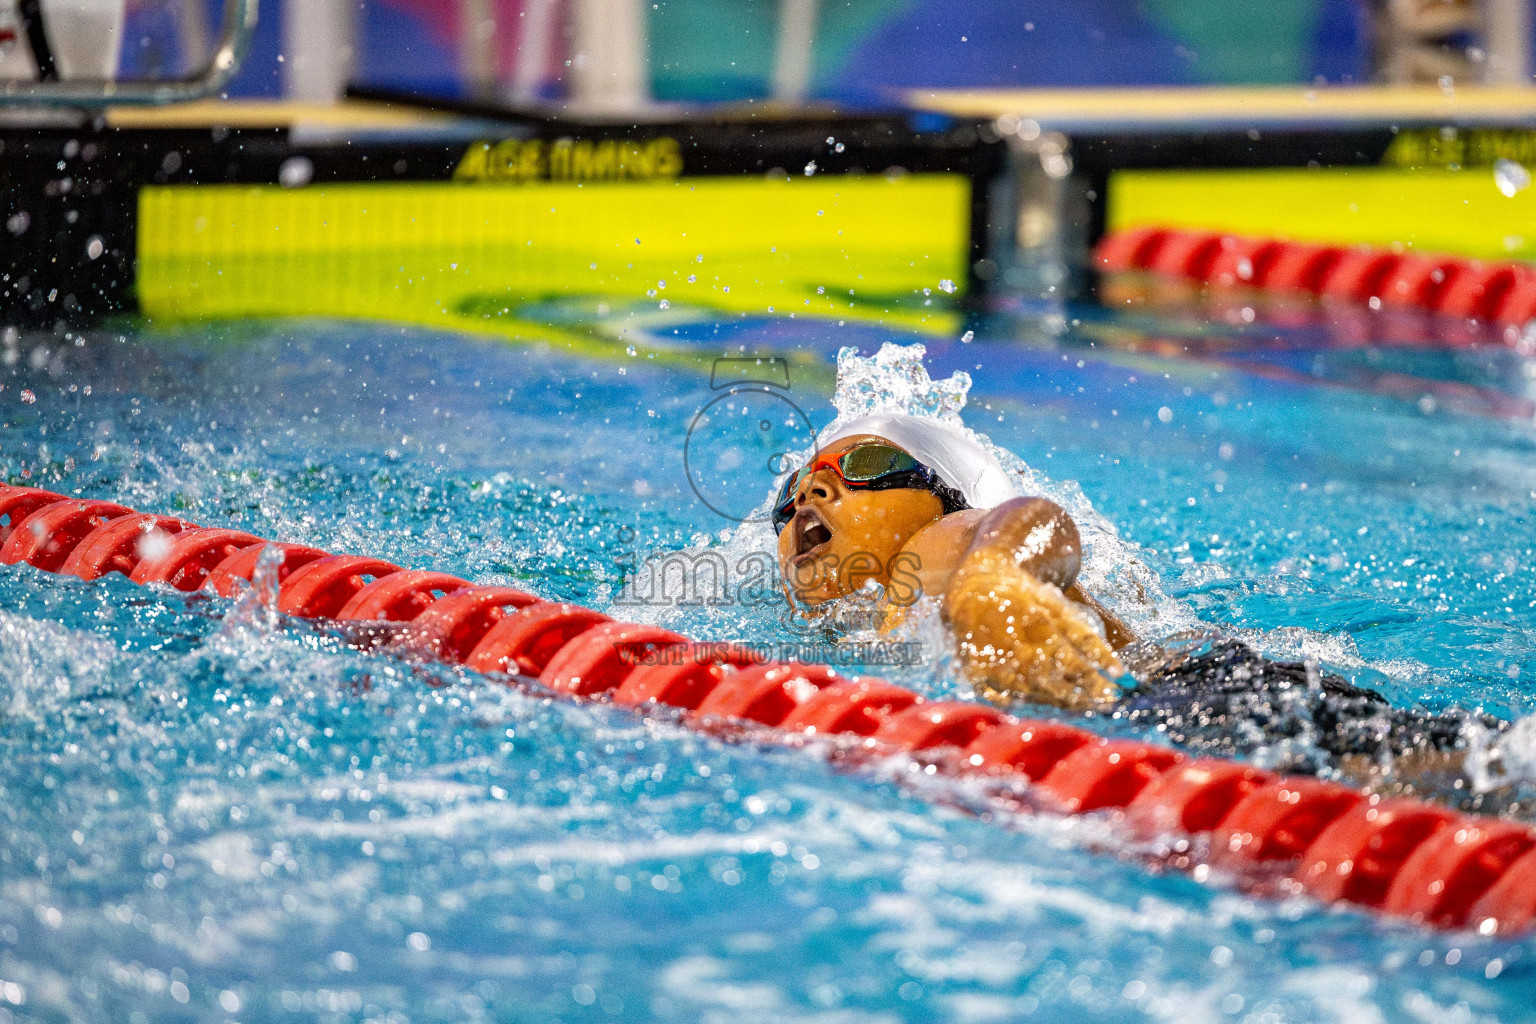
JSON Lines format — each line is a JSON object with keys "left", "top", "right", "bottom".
{"left": 776, "top": 434, "right": 946, "bottom": 605}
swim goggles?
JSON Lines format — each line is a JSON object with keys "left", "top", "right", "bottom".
{"left": 771, "top": 442, "right": 970, "bottom": 534}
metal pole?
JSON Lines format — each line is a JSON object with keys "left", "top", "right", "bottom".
{"left": 284, "top": 0, "right": 355, "bottom": 103}
{"left": 771, "top": 0, "right": 818, "bottom": 103}
{"left": 459, "top": 0, "right": 497, "bottom": 98}
{"left": 569, "top": 0, "right": 649, "bottom": 113}
{"left": 1485, "top": 0, "right": 1531, "bottom": 85}
{"left": 508, "top": 0, "right": 559, "bottom": 104}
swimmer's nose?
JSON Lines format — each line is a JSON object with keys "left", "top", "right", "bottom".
{"left": 796, "top": 468, "right": 840, "bottom": 505}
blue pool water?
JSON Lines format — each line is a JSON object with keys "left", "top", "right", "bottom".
{"left": 1, "top": 309, "right": 1535, "bottom": 1022}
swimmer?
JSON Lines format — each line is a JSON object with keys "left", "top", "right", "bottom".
{"left": 773, "top": 414, "right": 1502, "bottom": 787}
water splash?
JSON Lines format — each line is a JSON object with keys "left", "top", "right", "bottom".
{"left": 821, "top": 343, "right": 967, "bottom": 428}
{"left": 626, "top": 343, "right": 1196, "bottom": 676}
{"left": 823, "top": 343, "right": 1197, "bottom": 639}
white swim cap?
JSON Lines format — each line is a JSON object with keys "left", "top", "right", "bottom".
{"left": 817, "top": 413, "right": 1019, "bottom": 510}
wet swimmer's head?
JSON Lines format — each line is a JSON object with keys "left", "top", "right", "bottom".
{"left": 771, "top": 414, "right": 1016, "bottom": 604}
{"left": 773, "top": 434, "right": 963, "bottom": 603}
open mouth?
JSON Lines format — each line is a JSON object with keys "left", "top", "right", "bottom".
{"left": 793, "top": 508, "right": 833, "bottom": 558}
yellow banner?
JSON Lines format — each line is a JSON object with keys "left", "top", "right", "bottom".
{"left": 1108, "top": 167, "right": 1536, "bottom": 261}
{"left": 137, "top": 175, "right": 971, "bottom": 347}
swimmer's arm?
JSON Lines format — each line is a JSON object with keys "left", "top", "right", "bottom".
{"left": 960, "top": 498, "right": 1137, "bottom": 648}
{"left": 943, "top": 498, "right": 1127, "bottom": 709}
{"left": 960, "top": 497, "right": 1084, "bottom": 589}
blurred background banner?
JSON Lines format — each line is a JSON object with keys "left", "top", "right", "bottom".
{"left": 75, "top": 0, "right": 1530, "bottom": 106}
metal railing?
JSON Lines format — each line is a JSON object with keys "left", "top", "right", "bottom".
{"left": 2, "top": 0, "right": 258, "bottom": 106}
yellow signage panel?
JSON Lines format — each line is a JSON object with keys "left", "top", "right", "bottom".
{"left": 1108, "top": 166, "right": 1536, "bottom": 261}
{"left": 137, "top": 174, "right": 971, "bottom": 344}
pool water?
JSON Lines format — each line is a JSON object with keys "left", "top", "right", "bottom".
{"left": 1, "top": 307, "right": 1534, "bottom": 1022}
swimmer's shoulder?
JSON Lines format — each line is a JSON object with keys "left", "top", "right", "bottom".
{"left": 898, "top": 508, "right": 989, "bottom": 601}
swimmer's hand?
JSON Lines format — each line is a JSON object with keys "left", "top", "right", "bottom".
{"left": 944, "top": 547, "right": 1125, "bottom": 710}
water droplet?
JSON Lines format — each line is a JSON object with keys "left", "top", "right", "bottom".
{"left": 803, "top": 160, "right": 817, "bottom": 176}
{"left": 278, "top": 156, "right": 313, "bottom": 189}
{"left": 1495, "top": 158, "right": 1530, "bottom": 198}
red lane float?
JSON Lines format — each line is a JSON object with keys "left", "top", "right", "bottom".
{"left": 1300, "top": 799, "right": 1460, "bottom": 907}
{"left": 1383, "top": 820, "right": 1536, "bottom": 928}
{"left": 204, "top": 542, "right": 331, "bottom": 597}
{"left": 405, "top": 585, "right": 542, "bottom": 661}
{"left": 1146, "top": 231, "right": 1224, "bottom": 279}
{"left": 1316, "top": 248, "right": 1400, "bottom": 302}
{"left": 465, "top": 602, "right": 611, "bottom": 676}
{"left": 0, "top": 487, "right": 68, "bottom": 546}
{"left": 337, "top": 569, "right": 471, "bottom": 622}
{"left": 694, "top": 662, "right": 842, "bottom": 726}
{"left": 1038, "top": 740, "right": 1184, "bottom": 813}
{"left": 964, "top": 719, "right": 1095, "bottom": 779}
{"left": 874, "top": 700, "right": 1008, "bottom": 752}
{"left": 276, "top": 554, "right": 402, "bottom": 617}
{"left": 613, "top": 643, "right": 763, "bottom": 710}
{"left": 1204, "top": 237, "right": 1283, "bottom": 288}
{"left": 1378, "top": 253, "right": 1461, "bottom": 308}
{"left": 0, "top": 500, "right": 136, "bottom": 571}
{"left": 780, "top": 680, "right": 920, "bottom": 736}
{"left": 61, "top": 514, "right": 194, "bottom": 581}
{"left": 1095, "top": 226, "right": 1536, "bottom": 328}
{"left": 1262, "top": 243, "right": 1342, "bottom": 293}
{"left": 0, "top": 483, "right": 1530, "bottom": 935}
{"left": 1212, "top": 778, "right": 1362, "bottom": 862}
{"left": 1125, "top": 759, "right": 1276, "bottom": 837}
{"left": 132, "top": 528, "right": 265, "bottom": 591}
{"left": 1470, "top": 846, "right": 1536, "bottom": 936}
{"left": 538, "top": 621, "right": 689, "bottom": 696}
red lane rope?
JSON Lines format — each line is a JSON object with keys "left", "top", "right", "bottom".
{"left": 63, "top": 514, "right": 193, "bottom": 581}
{"left": 0, "top": 484, "right": 1529, "bottom": 935}
{"left": 204, "top": 542, "right": 329, "bottom": 597}
{"left": 1095, "top": 227, "right": 1536, "bottom": 331}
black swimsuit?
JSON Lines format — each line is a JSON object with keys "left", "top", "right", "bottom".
{"left": 1117, "top": 637, "right": 1504, "bottom": 776}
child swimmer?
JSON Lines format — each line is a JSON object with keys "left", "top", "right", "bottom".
{"left": 772, "top": 414, "right": 1501, "bottom": 781}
